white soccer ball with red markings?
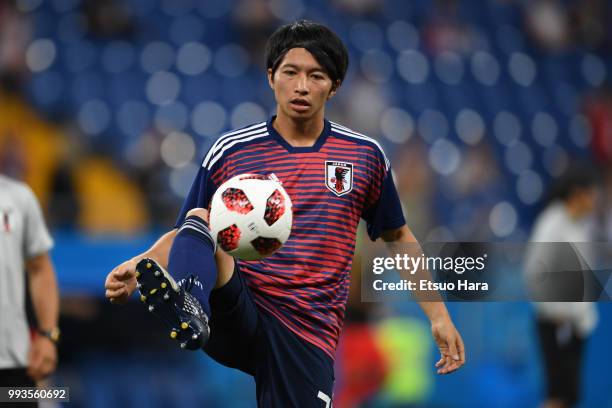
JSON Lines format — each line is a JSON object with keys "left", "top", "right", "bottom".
{"left": 209, "top": 174, "right": 293, "bottom": 261}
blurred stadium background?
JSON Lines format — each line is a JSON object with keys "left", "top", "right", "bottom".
{"left": 1, "top": 0, "right": 611, "bottom": 406}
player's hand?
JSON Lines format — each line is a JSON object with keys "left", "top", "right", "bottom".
{"left": 104, "top": 258, "right": 138, "bottom": 304}
{"left": 431, "top": 317, "right": 465, "bottom": 375}
{"left": 27, "top": 335, "right": 57, "bottom": 382}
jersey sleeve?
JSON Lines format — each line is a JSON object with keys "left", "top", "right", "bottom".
{"left": 22, "top": 186, "right": 54, "bottom": 258}
{"left": 361, "top": 149, "right": 406, "bottom": 241}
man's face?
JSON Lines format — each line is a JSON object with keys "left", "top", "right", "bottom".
{"left": 268, "top": 47, "right": 338, "bottom": 122}
{"left": 568, "top": 186, "right": 599, "bottom": 218}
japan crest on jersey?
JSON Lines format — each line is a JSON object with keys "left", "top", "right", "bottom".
{"left": 325, "top": 161, "right": 353, "bottom": 196}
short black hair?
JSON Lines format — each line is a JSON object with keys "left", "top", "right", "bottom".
{"left": 265, "top": 20, "right": 349, "bottom": 86}
{"left": 547, "top": 161, "right": 601, "bottom": 202}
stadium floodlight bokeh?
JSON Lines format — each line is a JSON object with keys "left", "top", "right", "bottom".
{"left": 0, "top": 0, "right": 611, "bottom": 407}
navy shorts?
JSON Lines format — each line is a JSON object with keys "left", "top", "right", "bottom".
{"left": 203, "top": 265, "right": 335, "bottom": 408}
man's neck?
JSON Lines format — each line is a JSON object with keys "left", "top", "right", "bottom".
{"left": 273, "top": 113, "right": 325, "bottom": 148}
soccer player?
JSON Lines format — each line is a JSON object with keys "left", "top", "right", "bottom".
{"left": 105, "top": 20, "right": 465, "bottom": 407}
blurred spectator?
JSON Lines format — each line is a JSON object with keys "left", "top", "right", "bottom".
{"left": 0, "top": 0, "right": 31, "bottom": 92}
{"left": 525, "top": 163, "right": 601, "bottom": 408}
{"left": 125, "top": 128, "right": 182, "bottom": 229}
{"left": 525, "top": 0, "right": 612, "bottom": 52}
{"left": 393, "top": 139, "right": 435, "bottom": 241}
{"left": 332, "top": 0, "right": 382, "bottom": 16}
{"left": 583, "top": 84, "right": 612, "bottom": 241}
{"left": 424, "top": 0, "right": 476, "bottom": 55}
{"left": 47, "top": 162, "right": 79, "bottom": 230}
{"left": 335, "top": 323, "right": 388, "bottom": 408}
{"left": 571, "top": 0, "right": 612, "bottom": 51}
{"left": 524, "top": 0, "right": 570, "bottom": 51}
{"left": 233, "top": 0, "right": 279, "bottom": 63}
{"left": 83, "top": 0, "right": 134, "bottom": 37}
{"left": 375, "top": 317, "right": 433, "bottom": 406}
{"left": 447, "top": 142, "right": 504, "bottom": 241}
{"left": 333, "top": 74, "right": 390, "bottom": 136}
{"left": 48, "top": 121, "right": 90, "bottom": 229}
{"left": 584, "top": 84, "right": 612, "bottom": 165}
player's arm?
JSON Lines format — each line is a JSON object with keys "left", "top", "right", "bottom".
{"left": 105, "top": 210, "right": 236, "bottom": 302}
{"left": 106, "top": 144, "right": 225, "bottom": 303}
{"left": 105, "top": 229, "right": 178, "bottom": 304}
{"left": 381, "top": 224, "right": 466, "bottom": 374}
{"left": 26, "top": 252, "right": 60, "bottom": 381}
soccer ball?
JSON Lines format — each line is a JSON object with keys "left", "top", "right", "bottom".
{"left": 209, "top": 173, "right": 293, "bottom": 261}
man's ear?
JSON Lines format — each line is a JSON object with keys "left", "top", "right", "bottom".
{"left": 328, "top": 80, "right": 341, "bottom": 100}
{"left": 267, "top": 68, "right": 274, "bottom": 89}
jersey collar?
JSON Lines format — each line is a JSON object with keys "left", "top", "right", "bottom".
{"left": 267, "top": 116, "right": 331, "bottom": 153}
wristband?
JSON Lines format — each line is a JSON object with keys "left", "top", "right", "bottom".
{"left": 38, "top": 327, "right": 61, "bottom": 344}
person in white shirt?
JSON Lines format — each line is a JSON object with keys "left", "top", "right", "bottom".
{"left": 0, "top": 175, "right": 60, "bottom": 406}
{"left": 526, "top": 164, "right": 600, "bottom": 408}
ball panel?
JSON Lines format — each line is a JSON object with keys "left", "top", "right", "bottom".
{"left": 222, "top": 188, "right": 254, "bottom": 214}
{"left": 217, "top": 224, "right": 241, "bottom": 251}
{"left": 250, "top": 237, "right": 283, "bottom": 257}
{"left": 264, "top": 189, "right": 285, "bottom": 226}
